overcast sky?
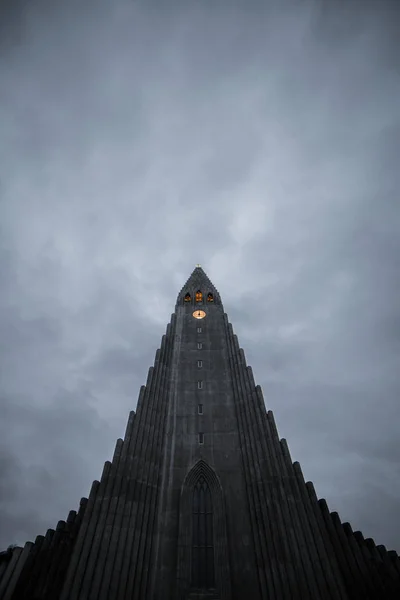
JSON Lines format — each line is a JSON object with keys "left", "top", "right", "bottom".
{"left": 0, "top": 0, "right": 399, "bottom": 553}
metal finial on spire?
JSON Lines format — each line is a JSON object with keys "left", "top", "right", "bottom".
{"left": 196, "top": 264, "right": 201, "bottom": 268}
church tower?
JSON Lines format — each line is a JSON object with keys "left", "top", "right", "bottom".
{"left": 1, "top": 266, "right": 399, "bottom": 600}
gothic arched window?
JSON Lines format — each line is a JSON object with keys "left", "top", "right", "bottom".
{"left": 191, "top": 476, "right": 215, "bottom": 589}
{"left": 184, "top": 293, "right": 191, "bottom": 303}
{"left": 195, "top": 290, "right": 203, "bottom": 303}
{"left": 207, "top": 293, "right": 214, "bottom": 303}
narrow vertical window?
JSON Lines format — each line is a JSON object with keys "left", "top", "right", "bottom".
{"left": 195, "top": 290, "right": 203, "bottom": 303}
{"left": 198, "top": 432, "right": 204, "bottom": 444}
{"left": 191, "top": 476, "right": 214, "bottom": 588}
{"left": 197, "top": 381, "right": 203, "bottom": 389}
{"left": 197, "top": 327, "right": 202, "bottom": 333}
{"left": 197, "top": 360, "right": 202, "bottom": 368}
{"left": 198, "top": 404, "right": 203, "bottom": 415}
{"left": 197, "top": 342, "right": 202, "bottom": 349}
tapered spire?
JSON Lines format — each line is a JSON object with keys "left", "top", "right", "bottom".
{"left": 2, "top": 265, "right": 400, "bottom": 600}
{"left": 176, "top": 265, "right": 221, "bottom": 306}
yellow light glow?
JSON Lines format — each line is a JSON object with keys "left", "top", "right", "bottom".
{"left": 193, "top": 310, "right": 206, "bottom": 320}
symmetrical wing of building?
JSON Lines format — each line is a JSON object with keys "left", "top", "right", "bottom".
{"left": 1, "top": 266, "right": 399, "bottom": 599}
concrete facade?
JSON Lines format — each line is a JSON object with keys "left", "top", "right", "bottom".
{"left": 1, "top": 266, "right": 399, "bottom": 600}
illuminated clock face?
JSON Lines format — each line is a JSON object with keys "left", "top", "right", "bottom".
{"left": 193, "top": 310, "right": 206, "bottom": 319}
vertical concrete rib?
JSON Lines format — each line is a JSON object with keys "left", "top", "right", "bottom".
{"left": 387, "top": 550, "right": 400, "bottom": 577}
{"left": 6, "top": 536, "right": 42, "bottom": 599}
{"left": 224, "top": 322, "right": 269, "bottom": 599}
{"left": 115, "top": 349, "right": 162, "bottom": 600}
{"left": 353, "top": 530, "right": 385, "bottom": 595}
{"left": 0, "top": 558, "right": 7, "bottom": 582}
{"left": 30, "top": 528, "right": 55, "bottom": 595}
{"left": 73, "top": 463, "right": 112, "bottom": 600}
{"left": 137, "top": 322, "right": 175, "bottom": 599}
{"left": 282, "top": 446, "right": 329, "bottom": 595}
{"left": 244, "top": 361, "right": 293, "bottom": 600}
{"left": 274, "top": 428, "right": 314, "bottom": 597}
{"left": 342, "top": 522, "right": 377, "bottom": 596}
{"left": 314, "top": 495, "right": 360, "bottom": 598}
{"left": 113, "top": 333, "right": 170, "bottom": 600}
{"left": 2, "top": 544, "right": 32, "bottom": 600}
{"left": 253, "top": 383, "right": 300, "bottom": 599}
{"left": 125, "top": 331, "right": 171, "bottom": 600}
{"left": 364, "top": 539, "right": 387, "bottom": 590}
{"left": 99, "top": 393, "right": 144, "bottom": 600}
{"left": 123, "top": 410, "right": 136, "bottom": 447}
{"left": 230, "top": 325, "right": 293, "bottom": 600}
{"left": 224, "top": 323, "right": 263, "bottom": 593}
{"left": 135, "top": 327, "right": 174, "bottom": 598}
{"left": 43, "top": 520, "right": 68, "bottom": 599}
{"left": 235, "top": 347, "right": 272, "bottom": 600}
{"left": 374, "top": 543, "right": 400, "bottom": 587}
{"left": 0, "top": 547, "right": 23, "bottom": 599}
{"left": 52, "top": 500, "right": 87, "bottom": 598}
{"left": 94, "top": 415, "right": 136, "bottom": 600}
{"left": 110, "top": 366, "right": 156, "bottom": 600}
{"left": 59, "top": 479, "right": 101, "bottom": 600}
{"left": 306, "top": 481, "right": 350, "bottom": 599}
{"left": 19, "top": 535, "right": 45, "bottom": 596}
{"left": 260, "top": 404, "right": 311, "bottom": 598}
{"left": 329, "top": 510, "right": 370, "bottom": 598}
{"left": 40, "top": 522, "right": 67, "bottom": 599}
{"left": 84, "top": 438, "right": 124, "bottom": 599}
{"left": 292, "top": 471, "right": 348, "bottom": 600}
{"left": 289, "top": 456, "right": 344, "bottom": 599}
{"left": 101, "top": 384, "right": 146, "bottom": 598}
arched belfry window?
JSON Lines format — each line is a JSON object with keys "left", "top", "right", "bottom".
{"left": 191, "top": 476, "right": 215, "bottom": 589}
{"left": 207, "top": 293, "right": 214, "bottom": 302}
{"left": 184, "top": 293, "right": 191, "bottom": 303}
{"left": 195, "top": 290, "right": 203, "bottom": 303}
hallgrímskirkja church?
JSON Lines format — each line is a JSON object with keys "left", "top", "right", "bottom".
{"left": 1, "top": 266, "right": 399, "bottom": 599}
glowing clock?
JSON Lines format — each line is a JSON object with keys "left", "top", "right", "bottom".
{"left": 193, "top": 310, "right": 206, "bottom": 319}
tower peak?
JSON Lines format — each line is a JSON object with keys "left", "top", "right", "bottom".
{"left": 176, "top": 265, "right": 221, "bottom": 306}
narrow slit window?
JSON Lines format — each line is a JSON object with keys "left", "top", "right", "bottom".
{"left": 198, "top": 432, "right": 204, "bottom": 444}
{"left": 198, "top": 360, "right": 202, "bottom": 368}
{"left": 197, "top": 381, "right": 203, "bottom": 389}
{"left": 198, "top": 404, "right": 203, "bottom": 414}
{"left": 197, "top": 342, "right": 202, "bottom": 349}
{"left": 197, "top": 327, "right": 202, "bottom": 333}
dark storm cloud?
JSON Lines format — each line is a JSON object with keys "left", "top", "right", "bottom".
{"left": 1, "top": 0, "right": 399, "bottom": 552}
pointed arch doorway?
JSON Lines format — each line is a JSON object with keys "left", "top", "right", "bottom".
{"left": 177, "top": 460, "right": 231, "bottom": 600}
